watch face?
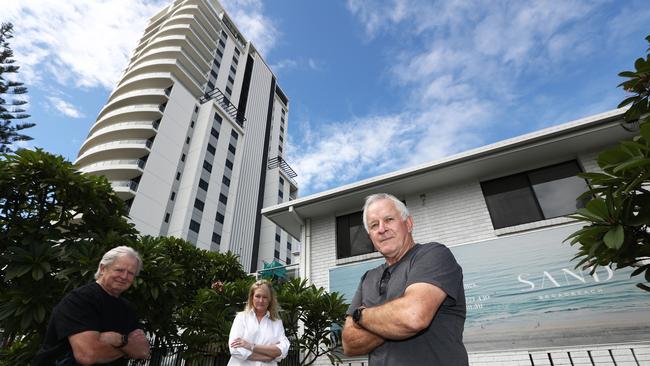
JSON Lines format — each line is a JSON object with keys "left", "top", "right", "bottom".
{"left": 353, "top": 308, "right": 362, "bottom": 323}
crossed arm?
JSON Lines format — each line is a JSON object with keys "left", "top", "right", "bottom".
{"left": 231, "top": 337, "right": 282, "bottom": 362}
{"left": 69, "top": 328, "right": 150, "bottom": 365}
{"left": 342, "top": 282, "right": 447, "bottom": 356}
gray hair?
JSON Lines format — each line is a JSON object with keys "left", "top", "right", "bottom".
{"left": 94, "top": 246, "right": 143, "bottom": 279}
{"left": 362, "top": 193, "right": 410, "bottom": 232}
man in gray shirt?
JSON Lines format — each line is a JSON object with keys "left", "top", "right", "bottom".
{"left": 342, "top": 193, "right": 468, "bottom": 366}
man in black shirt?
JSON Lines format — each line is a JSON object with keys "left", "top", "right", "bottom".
{"left": 32, "top": 246, "right": 150, "bottom": 365}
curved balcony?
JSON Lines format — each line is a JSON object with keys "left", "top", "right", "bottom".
{"left": 111, "top": 72, "right": 173, "bottom": 100}
{"left": 89, "top": 104, "right": 163, "bottom": 136}
{"left": 97, "top": 88, "right": 169, "bottom": 121}
{"left": 134, "top": 42, "right": 210, "bottom": 79}
{"left": 111, "top": 180, "right": 140, "bottom": 200}
{"left": 76, "top": 139, "right": 152, "bottom": 166}
{"left": 79, "top": 159, "right": 146, "bottom": 181}
{"left": 79, "top": 121, "right": 157, "bottom": 153}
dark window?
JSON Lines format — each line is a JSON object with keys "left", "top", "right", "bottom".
{"left": 278, "top": 190, "right": 284, "bottom": 198}
{"left": 287, "top": 241, "right": 292, "bottom": 250}
{"left": 211, "top": 128, "right": 219, "bottom": 138}
{"left": 225, "top": 86, "right": 232, "bottom": 95}
{"left": 225, "top": 159, "right": 233, "bottom": 170}
{"left": 218, "top": 39, "right": 226, "bottom": 48}
{"left": 219, "top": 194, "right": 228, "bottom": 205}
{"left": 232, "top": 57, "right": 238, "bottom": 65}
{"left": 189, "top": 219, "right": 201, "bottom": 233}
{"left": 216, "top": 49, "right": 223, "bottom": 58}
{"left": 275, "top": 234, "right": 281, "bottom": 242}
{"left": 213, "top": 60, "right": 221, "bottom": 69}
{"left": 230, "top": 65, "right": 237, "bottom": 74}
{"left": 210, "top": 69, "right": 218, "bottom": 78}
{"left": 207, "top": 143, "right": 216, "bottom": 155}
{"left": 274, "top": 250, "right": 280, "bottom": 259}
{"left": 279, "top": 177, "right": 284, "bottom": 186}
{"left": 214, "top": 113, "right": 223, "bottom": 124}
{"left": 181, "top": 154, "right": 186, "bottom": 162}
{"left": 194, "top": 106, "right": 199, "bottom": 113}
{"left": 194, "top": 198, "right": 205, "bottom": 212}
{"left": 212, "top": 232, "right": 221, "bottom": 244}
{"left": 231, "top": 130, "right": 238, "bottom": 140}
{"left": 203, "top": 160, "right": 212, "bottom": 173}
{"left": 199, "top": 178, "right": 209, "bottom": 191}
{"left": 190, "top": 120, "right": 195, "bottom": 128}
{"left": 164, "top": 213, "right": 170, "bottom": 223}
{"left": 206, "top": 81, "right": 214, "bottom": 90}
{"left": 336, "top": 211, "right": 374, "bottom": 259}
{"left": 222, "top": 176, "right": 230, "bottom": 187}
{"left": 481, "top": 160, "right": 588, "bottom": 229}
{"left": 228, "top": 144, "right": 236, "bottom": 154}
{"left": 286, "top": 257, "right": 291, "bottom": 265}
{"left": 234, "top": 48, "right": 240, "bottom": 55}
{"left": 186, "top": 136, "right": 190, "bottom": 144}
{"left": 175, "top": 172, "right": 181, "bottom": 180}
{"left": 228, "top": 76, "right": 235, "bottom": 84}
{"left": 216, "top": 212, "right": 224, "bottom": 223}
{"left": 170, "top": 191, "right": 176, "bottom": 201}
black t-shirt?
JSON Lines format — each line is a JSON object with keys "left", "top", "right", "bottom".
{"left": 347, "top": 243, "right": 469, "bottom": 366}
{"left": 32, "top": 282, "right": 140, "bottom": 366}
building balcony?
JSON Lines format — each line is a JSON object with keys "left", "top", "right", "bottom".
{"left": 268, "top": 156, "right": 298, "bottom": 190}
{"left": 75, "top": 139, "right": 153, "bottom": 166}
{"left": 111, "top": 180, "right": 140, "bottom": 200}
{"left": 79, "top": 159, "right": 146, "bottom": 181}
{"left": 79, "top": 121, "right": 157, "bottom": 154}
{"left": 200, "top": 87, "right": 246, "bottom": 128}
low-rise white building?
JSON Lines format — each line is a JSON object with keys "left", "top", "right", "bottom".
{"left": 263, "top": 108, "right": 650, "bottom": 365}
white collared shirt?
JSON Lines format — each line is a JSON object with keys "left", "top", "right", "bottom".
{"left": 227, "top": 309, "right": 291, "bottom": 366}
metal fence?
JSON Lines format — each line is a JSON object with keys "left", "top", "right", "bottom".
{"left": 129, "top": 345, "right": 300, "bottom": 366}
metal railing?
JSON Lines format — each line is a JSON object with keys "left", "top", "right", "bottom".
{"left": 81, "top": 159, "right": 146, "bottom": 171}
{"left": 129, "top": 346, "right": 300, "bottom": 366}
{"left": 111, "top": 180, "right": 139, "bottom": 192}
{"left": 199, "top": 87, "right": 246, "bottom": 128}
{"left": 268, "top": 156, "right": 297, "bottom": 178}
{"left": 81, "top": 139, "right": 152, "bottom": 157}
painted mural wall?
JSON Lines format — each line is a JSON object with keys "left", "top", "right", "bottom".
{"left": 330, "top": 223, "right": 650, "bottom": 351}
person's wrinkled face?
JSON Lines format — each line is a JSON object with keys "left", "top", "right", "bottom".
{"left": 365, "top": 199, "right": 413, "bottom": 263}
{"left": 98, "top": 255, "right": 138, "bottom": 297}
{"left": 252, "top": 286, "right": 271, "bottom": 314}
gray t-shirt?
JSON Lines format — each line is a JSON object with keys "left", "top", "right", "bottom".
{"left": 347, "top": 242, "right": 469, "bottom": 366}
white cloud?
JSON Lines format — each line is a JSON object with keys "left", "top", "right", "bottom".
{"left": 47, "top": 96, "right": 84, "bottom": 118}
{"left": 221, "top": 0, "right": 279, "bottom": 58}
{"left": 287, "top": 0, "right": 630, "bottom": 194}
{"left": 1, "top": 0, "right": 278, "bottom": 90}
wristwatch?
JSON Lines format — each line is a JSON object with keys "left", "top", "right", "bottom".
{"left": 118, "top": 333, "right": 129, "bottom": 348}
{"left": 352, "top": 307, "right": 364, "bottom": 324}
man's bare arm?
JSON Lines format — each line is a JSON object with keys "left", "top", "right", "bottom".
{"left": 69, "top": 331, "right": 126, "bottom": 365}
{"left": 121, "top": 329, "right": 150, "bottom": 360}
{"left": 341, "top": 316, "right": 385, "bottom": 356}
{"left": 358, "top": 283, "right": 446, "bottom": 340}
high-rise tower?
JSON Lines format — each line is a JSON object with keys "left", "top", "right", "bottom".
{"left": 75, "top": 0, "right": 298, "bottom": 272}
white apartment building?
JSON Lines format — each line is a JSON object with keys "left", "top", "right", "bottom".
{"left": 263, "top": 109, "right": 650, "bottom": 365}
{"left": 75, "top": 0, "right": 298, "bottom": 272}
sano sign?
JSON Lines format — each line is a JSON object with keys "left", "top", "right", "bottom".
{"left": 456, "top": 223, "right": 650, "bottom": 352}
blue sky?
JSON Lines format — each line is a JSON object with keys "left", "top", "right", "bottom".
{"left": 3, "top": 0, "right": 650, "bottom": 196}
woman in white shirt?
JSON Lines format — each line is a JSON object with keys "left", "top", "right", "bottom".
{"left": 228, "top": 280, "right": 290, "bottom": 365}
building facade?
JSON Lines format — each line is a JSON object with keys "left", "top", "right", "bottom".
{"left": 263, "top": 109, "right": 650, "bottom": 365}
{"left": 75, "top": 0, "right": 298, "bottom": 272}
